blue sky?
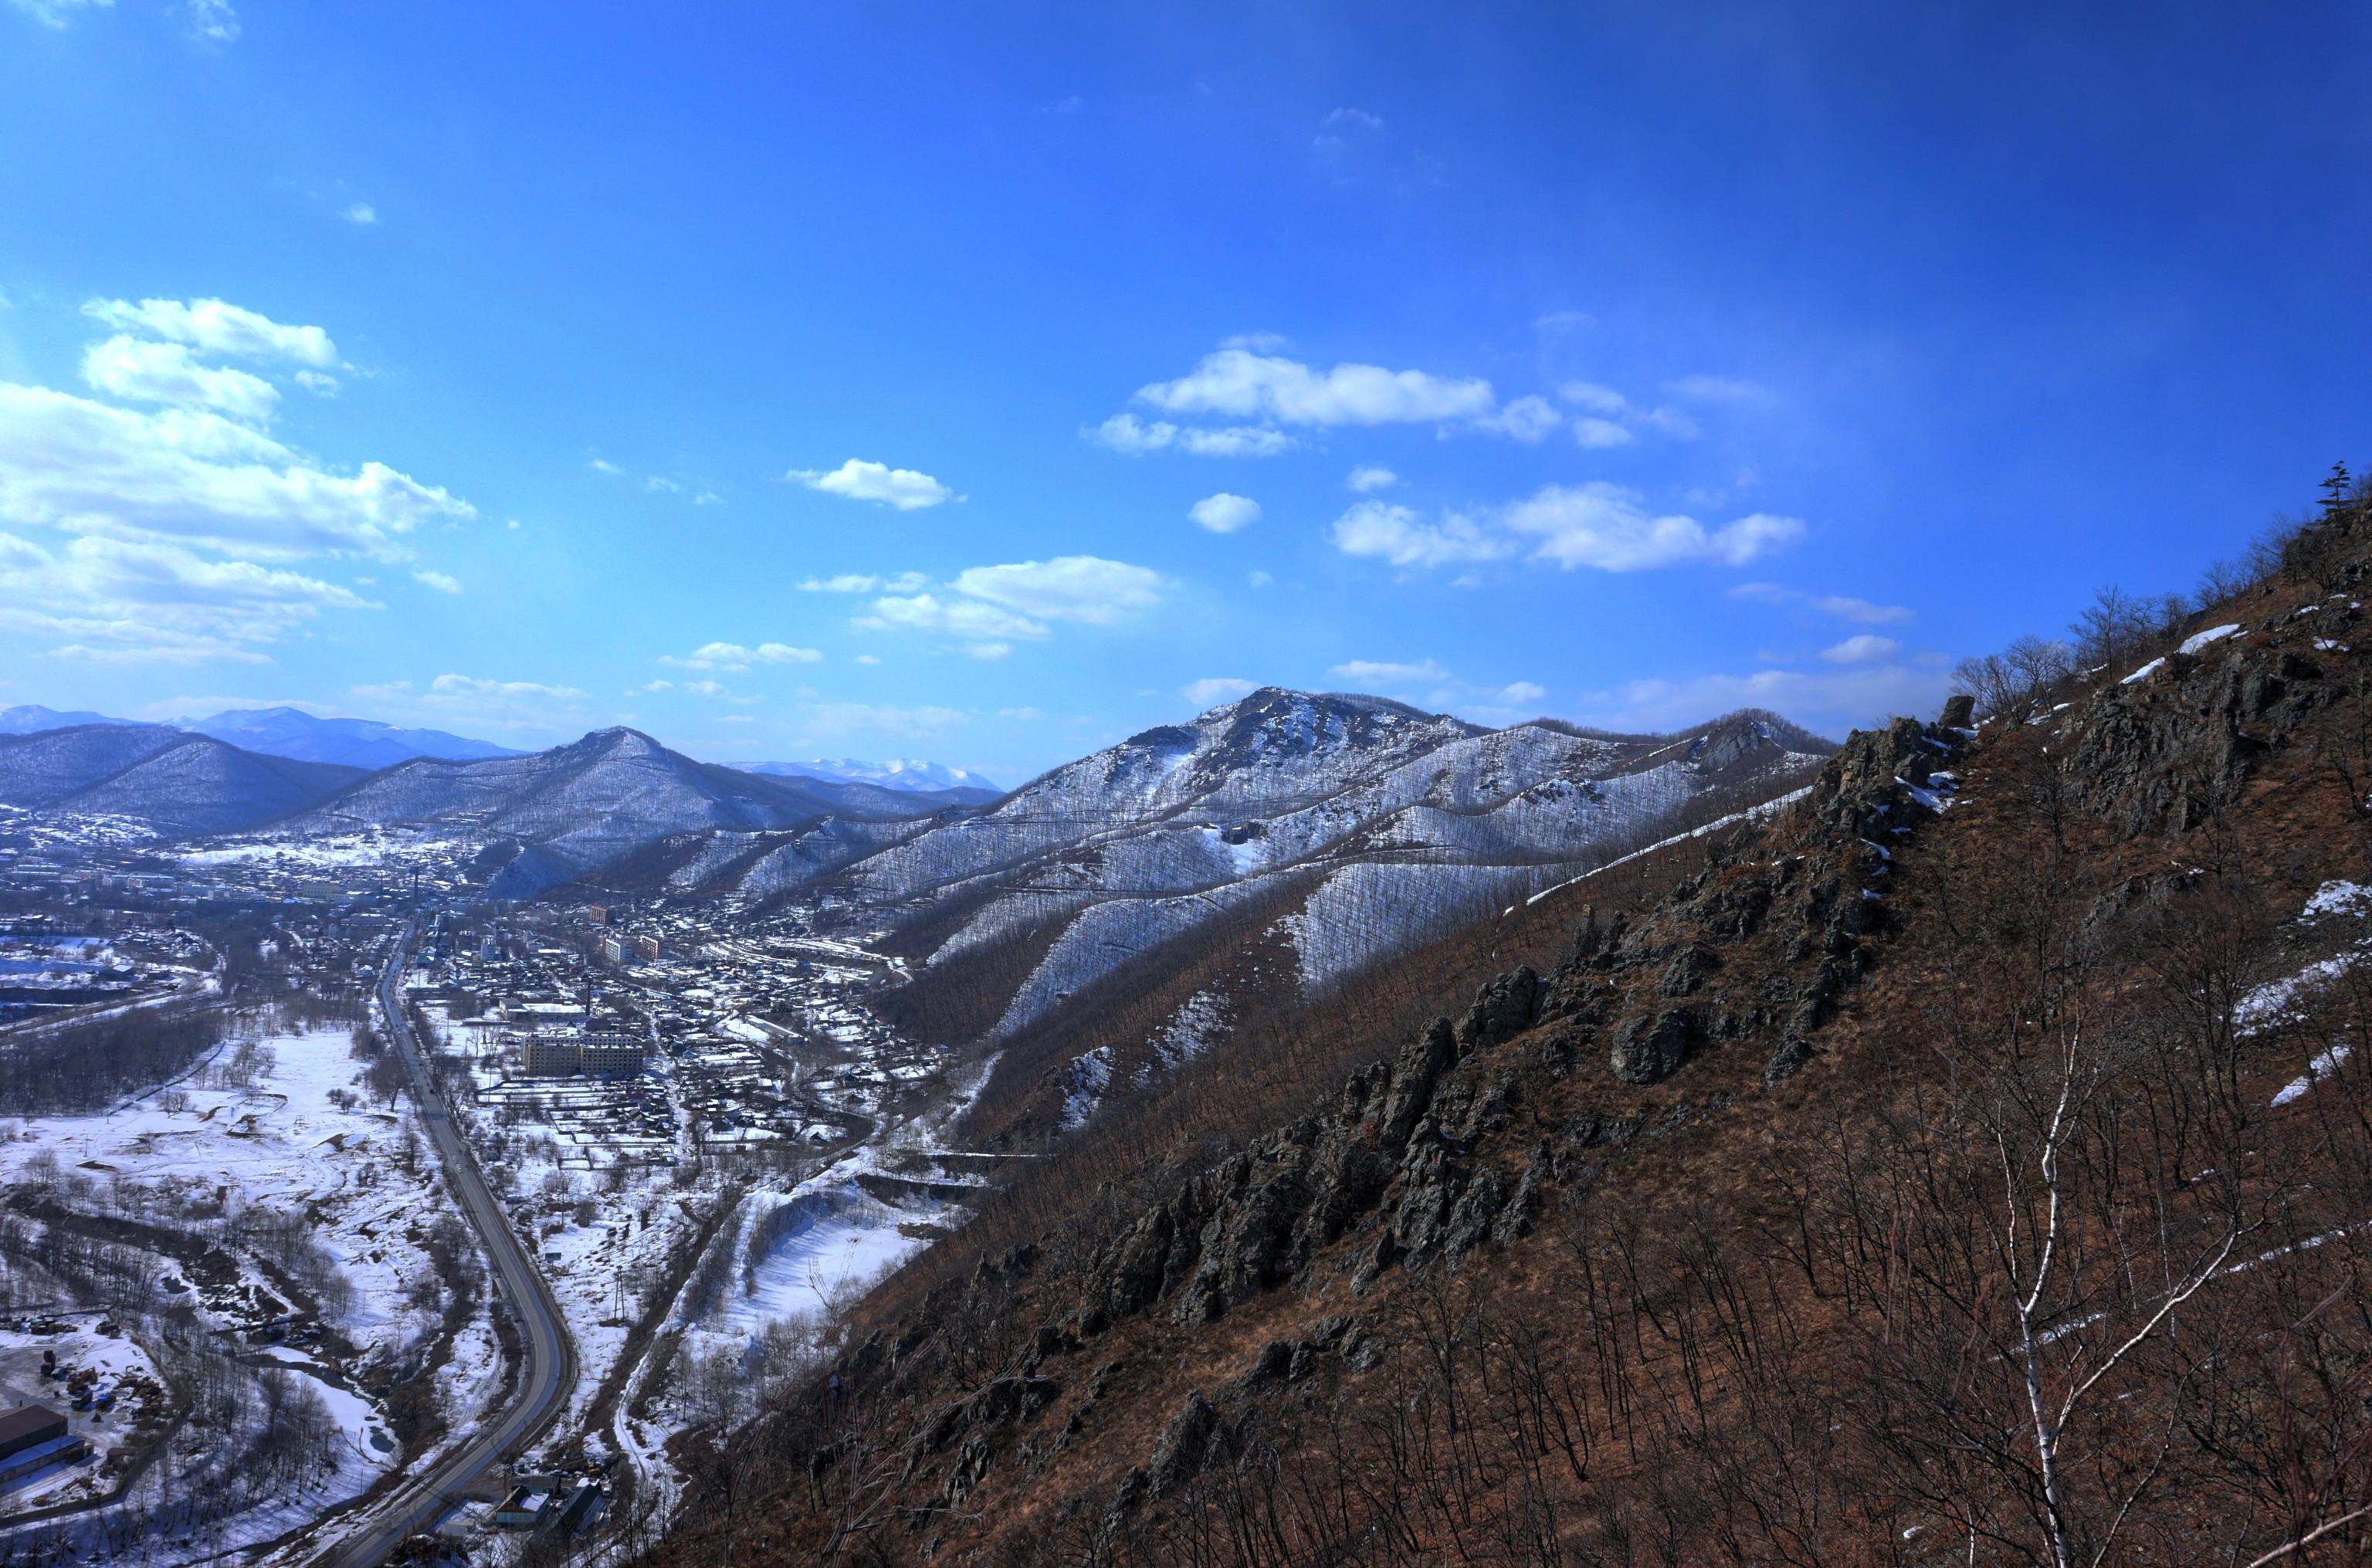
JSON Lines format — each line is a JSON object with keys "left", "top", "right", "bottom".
{"left": 3, "top": 2, "right": 2367, "bottom": 784}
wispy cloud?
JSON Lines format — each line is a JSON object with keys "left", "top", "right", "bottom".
{"left": 659, "top": 641, "right": 823, "bottom": 671}
{"left": 1728, "top": 583, "right": 1914, "bottom": 625}
{"left": 1089, "top": 414, "right": 1291, "bottom": 457}
{"left": 1330, "top": 484, "right": 1800, "bottom": 575}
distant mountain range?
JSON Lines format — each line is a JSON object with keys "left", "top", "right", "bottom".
{"left": 0, "top": 726, "right": 371, "bottom": 837}
{"left": 0, "top": 703, "right": 521, "bottom": 770}
{"left": 181, "top": 706, "right": 525, "bottom": 770}
{"left": 0, "top": 705, "right": 143, "bottom": 736}
{"left": 740, "top": 757, "right": 1001, "bottom": 802}
{"left": 0, "top": 720, "right": 997, "bottom": 887}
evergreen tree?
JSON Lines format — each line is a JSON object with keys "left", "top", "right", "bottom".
{"left": 2318, "top": 460, "right": 2353, "bottom": 515}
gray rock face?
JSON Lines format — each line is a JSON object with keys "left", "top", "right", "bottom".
{"left": 1659, "top": 943, "right": 1723, "bottom": 997}
{"left": 1147, "top": 1392, "right": 1218, "bottom": 1496}
{"left": 1459, "top": 967, "right": 1540, "bottom": 1050}
{"left": 1610, "top": 1010, "right": 1693, "bottom": 1085}
{"left": 1762, "top": 1035, "right": 1814, "bottom": 1085}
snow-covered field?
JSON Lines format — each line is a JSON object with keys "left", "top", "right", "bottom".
{"left": 0, "top": 1021, "right": 500, "bottom": 1559}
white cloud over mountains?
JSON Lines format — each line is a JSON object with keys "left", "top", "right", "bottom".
{"left": 788, "top": 459, "right": 956, "bottom": 510}
{"left": 950, "top": 557, "right": 1163, "bottom": 625}
{"left": 0, "top": 297, "right": 469, "bottom": 664}
{"left": 845, "top": 555, "right": 1167, "bottom": 659}
{"left": 1181, "top": 676, "right": 1258, "bottom": 707}
{"left": 1330, "top": 483, "right": 1801, "bottom": 575}
{"left": 1136, "top": 346, "right": 1495, "bottom": 427}
{"left": 661, "top": 641, "right": 823, "bottom": 672}
{"left": 0, "top": 384, "right": 469, "bottom": 561}
{"left": 1097, "top": 344, "right": 1747, "bottom": 458}
{"left": 1090, "top": 415, "right": 1292, "bottom": 457}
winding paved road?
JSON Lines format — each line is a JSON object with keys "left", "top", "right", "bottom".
{"left": 310, "top": 922, "right": 579, "bottom": 1566}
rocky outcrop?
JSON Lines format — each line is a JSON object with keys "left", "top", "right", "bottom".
{"left": 1610, "top": 1009, "right": 1693, "bottom": 1085}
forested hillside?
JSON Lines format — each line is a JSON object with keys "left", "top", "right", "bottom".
{"left": 632, "top": 476, "right": 2372, "bottom": 1566}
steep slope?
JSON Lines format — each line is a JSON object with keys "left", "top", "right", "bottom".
{"left": 640, "top": 500, "right": 2372, "bottom": 1568}
{"left": 833, "top": 691, "right": 1828, "bottom": 1075}
{"left": 0, "top": 725, "right": 366, "bottom": 835}
{"left": 281, "top": 726, "right": 951, "bottom": 896}
{"left": 182, "top": 706, "right": 526, "bottom": 768}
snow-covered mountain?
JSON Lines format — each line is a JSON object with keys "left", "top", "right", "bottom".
{"left": 699, "top": 688, "right": 1834, "bottom": 1036}
{"left": 278, "top": 726, "right": 973, "bottom": 896}
{"left": 0, "top": 725, "right": 368, "bottom": 836}
{"left": 741, "top": 757, "right": 1001, "bottom": 801}
{"left": 182, "top": 706, "right": 524, "bottom": 770}
{"left": 0, "top": 705, "right": 142, "bottom": 736}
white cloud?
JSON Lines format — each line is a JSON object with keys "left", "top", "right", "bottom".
{"left": 1182, "top": 677, "right": 1257, "bottom": 707}
{"left": 1090, "top": 414, "right": 1292, "bottom": 457}
{"left": 1346, "top": 465, "right": 1398, "bottom": 493}
{"left": 1727, "top": 584, "right": 1915, "bottom": 625}
{"left": 683, "top": 680, "right": 727, "bottom": 696}
{"left": 1246, "top": 570, "right": 1275, "bottom": 588}
{"left": 1331, "top": 485, "right": 1801, "bottom": 576}
{"left": 788, "top": 459, "right": 954, "bottom": 510}
{"left": 638, "top": 679, "right": 673, "bottom": 693}
{"left": 342, "top": 202, "right": 377, "bottom": 226}
{"left": 1323, "top": 107, "right": 1384, "bottom": 133}
{"left": 1497, "top": 680, "right": 1547, "bottom": 706}
{"left": 800, "top": 574, "right": 880, "bottom": 593}
{"left": 0, "top": 531, "right": 374, "bottom": 665}
{"left": 0, "top": 383, "right": 471, "bottom": 562}
{"left": 858, "top": 594, "right": 1045, "bottom": 642}
{"left": 1571, "top": 417, "right": 1634, "bottom": 449}
{"left": 590, "top": 458, "right": 625, "bottom": 476}
{"left": 1329, "top": 502, "right": 1511, "bottom": 569}
{"left": 293, "top": 371, "right": 338, "bottom": 397}
{"left": 1665, "top": 374, "right": 1772, "bottom": 404}
{"left": 429, "top": 673, "right": 585, "bottom": 699}
{"left": 1472, "top": 395, "right": 1561, "bottom": 442}
{"left": 964, "top": 642, "right": 1011, "bottom": 660}
{"left": 853, "top": 653, "right": 881, "bottom": 665}
{"left": 81, "top": 337, "right": 279, "bottom": 422}
{"left": 187, "top": 0, "right": 236, "bottom": 39}
{"left": 1327, "top": 659, "right": 1449, "bottom": 686}
{"left": 661, "top": 641, "right": 824, "bottom": 671}
{"left": 1502, "top": 484, "right": 1802, "bottom": 571}
{"left": 949, "top": 556, "right": 1162, "bottom": 625}
{"left": 1819, "top": 634, "right": 1902, "bottom": 664}
{"left": 1559, "top": 381, "right": 1628, "bottom": 414}
{"left": 1135, "top": 347, "right": 1494, "bottom": 428}
{"left": 412, "top": 569, "right": 461, "bottom": 594}
{"left": 9, "top": 0, "right": 110, "bottom": 27}
{"left": 1188, "top": 493, "right": 1261, "bottom": 533}
{"left": 83, "top": 297, "right": 335, "bottom": 367}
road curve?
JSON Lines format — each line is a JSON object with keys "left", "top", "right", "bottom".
{"left": 311, "top": 922, "right": 580, "bottom": 1567}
